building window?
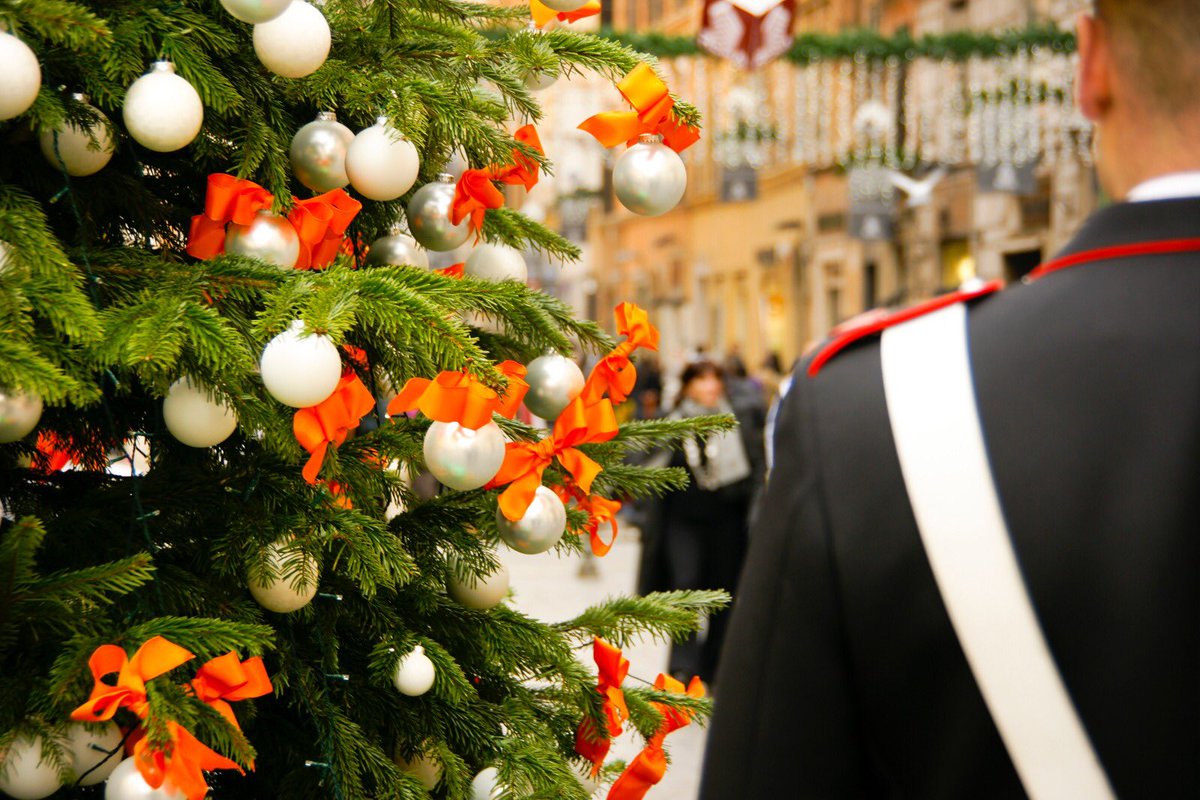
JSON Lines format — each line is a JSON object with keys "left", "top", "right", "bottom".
{"left": 864, "top": 261, "right": 879, "bottom": 309}
{"left": 1003, "top": 249, "right": 1043, "bottom": 283}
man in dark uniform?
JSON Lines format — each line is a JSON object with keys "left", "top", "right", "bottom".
{"left": 701, "top": 2, "right": 1200, "bottom": 797}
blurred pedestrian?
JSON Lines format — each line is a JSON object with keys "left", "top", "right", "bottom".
{"left": 703, "top": 3, "right": 1200, "bottom": 797}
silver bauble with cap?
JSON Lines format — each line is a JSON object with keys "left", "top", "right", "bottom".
{"left": 446, "top": 558, "right": 509, "bottom": 609}
{"left": 290, "top": 111, "right": 354, "bottom": 192}
{"left": 122, "top": 61, "right": 204, "bottom": 153}
{"left": 65, "top": 722, "right": 124, "bottom": 786}
{"left": 365, "top": 232, "right": 429, "bottom": 269}
{"left": 423, "top": 421, "right": 506, "bottom": 491}
{"left": 523, "top": 353, "right": 584, "bottom": 421}
{"left": 407, "top": 175, "right": 471, "bottom": 252}
{"left": 496, "top": 485, "right": 567, "bottom": 555}
{"left": 345, "top": 117, "right": 420, "bottom": 201}
{"left": 225, "top": 209, "right": 300, "bottom": 269}
{"left": 613, "top": 133, "right": 687, "bottom": 217}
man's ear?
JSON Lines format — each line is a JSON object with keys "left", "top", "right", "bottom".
{"left": 1076, "top": 13, "right": 1114, "bottom": 122}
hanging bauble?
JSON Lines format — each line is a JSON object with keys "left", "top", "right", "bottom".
{"left": 523, "top": 353, "right": 584, "bottom": 421}
{"left": 224, "top": 209, "right": 301, "bottom": 269}
{"left": 0, "top": 31, "right": 41, "bottom": 121}
{"left": 407, "top": 175, "right": 470, "bottom": 252}
{"left": 219, "top": 0, "right": 291, "bottom": 24}
{"left": 446, "top": 560, "right": 509, "bottom": 609}
{"left": 248, "top": 539, "right": 320, "bottom": 613}
{"left": 613, "top": 133, "right": 687, "bottom": 217}
{"left": 0, "top": 390, "right": 44, "bottom": 443}
{"left": 465, "top": 243, "right": 527, "bottom": 283}
{"left": 0, "top": 241, "right": 12, "bottom": 276}
{"left": 539, "top": 0, "right": 589, "bottom": 10}
{"left": 423, "top": 421, "right": 505, "bottom": 491}
{"left": 290, "top": 112, "right": 354, "bottom": 192}
{"left": 103, "top": 757, "right": 186, "bottom": 800}
{"left": 364, "top": 233, "right": 429, "bottom": 269}
{"left": 440, "top": 150, "right": 469, "bottom": 181}
{"left": 39, "top": 96, "right": 115, "bottom": 177}
{"left": 574, "top": 763, "right": 600, "bottom": 796}
{"left": 470, "top": 767, "right": 503, "bottom": 800}
{"left": 259, "top": 321, "right": 342, "bottom": 408}
{"left": 393, "top": 645, "right": 436, "bottom": 697}
{"left": 0, "top": 735, "right": 61, "bottom": 800}
{"left": 394, "top": 752, "right": 441, "bottom": 792}
{"left": 162, "top": 377, "right": 238, "bottom": 448}
{"left": 253, "top": 0, "right": 330, "bottom": 79}
{"left": 65, "top": 722, "right": 123, "bottom": 786}
{"left": 122, "top": 62, "right": 203, "bottom": 153}
{"left": 523, "top": 69, "right": 557, "bottom": 91}
{"left": 496, "top": 485, "right": 567, "bottom": 555}
{"left": 345, "top": 118, "right": 420, "bottom": 201}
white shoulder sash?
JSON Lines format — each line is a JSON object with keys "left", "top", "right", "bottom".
{"left": 880, "top": 303, "right": 1116, "bottom": 800}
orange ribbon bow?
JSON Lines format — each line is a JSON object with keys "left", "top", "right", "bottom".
{"left": 388, "top": 362, "right": 528, "bottom": 431}
{"left": 288, "top": 189, "right": 363, "bottom": 270}
{"left": 579, "top": 64, "right": 701, "bottom": 153}
{"left": 607, "top": 673, "right": 705, "bottom": 800}
{"left": 132, "top": 721, "right": 241, "bottom": 800}
{"left": 489, "top": 395, "right": 618, "bottom": 522}
{"left": 451, "top": 125, "right": 545, "bottom": 237}
{"left": 582, "top": 302, "right": 660, "bottom": 406}
{"left": 530, "top": 0, "right": 601, "bottom": 27}
{"left": 555, "top": 482, "right": 622, "bottom": 557}
{"left": 294, "top": 371, "right": 376, "bottom": 484}
{"left": 71, "top": 636, "right": 196, "bottom": 723}
{"left": 436, "top": 262, "right": 466, "bottom": 279}
{"left": 189, "top": 652, "right": 273, "bottom": 734}
{"left": 34, "top": 431, "right": 75, "bottom": 473}
{"left": 575, "top": 638, "right": 630, "bottom": 777}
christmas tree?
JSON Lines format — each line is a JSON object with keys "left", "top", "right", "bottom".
{"left": 0, "top": 1, "right": 727, "bottom": 798}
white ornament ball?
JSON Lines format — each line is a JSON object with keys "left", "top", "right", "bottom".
{"left": 0, "top": 735, "right": 61, "bottom": 800}
{"left": 496, "top": 485, "right": 566, "bottom": 555}
{"left": 465, "top": 243, "right": 527, "bottom": 283}
{"left": 259, "top": 320, "right": 342, "bottom": 408}
{"left": 253, "top": 1, "right": 331, "bottom": 79}
{"left": 0, "top": 241, "right": 12, "bottom": 277}
{"left": 290, "top": 112, "right": 354, "bottom": 192}
{"left": 122, "top": 62, "right": 204, "bottom": 153}
{"left": 447, "top": 561, "right": 509, "bottom": 610}
{"left": 393, "top": 645, "right": 436, "bottom": 697}
{"left": 574, "top": 763, "right": 600, "bottom": 796}
{"left": 65, "top": 722, "right": 123, "bottom": 786}
{"left": 345, "top": 119, "right": 420, "bottom": 202}
{"left": 0, "top": 390, "right": 44, "bottom": 443}
{"left": 539, "top": 0, "right": 589, "bottom": 10}
{"left": 523, "top": 353, "right": 584, "bottom": 421}
{"left": 613, "top": 133, "right": 687, "bottom": 217}
{"left": 364, "top": 233, "right": 428, "bottom": 269}
{"left": 407, "top": 175, "right": 470, "bottom": 252}
{"left": 219, "top": 0, "right": 291, "bottom": 24}
{"left": 225, "top": 209, "right": 301, "bottom": 269}
{"left": 523, "top": 70, "right": 557, "bottom": 91}
{"left": 423, "top": 421, "right": 506, "bottom": 491}
{"left": 39, "top": 99, "right": 115, "bottom": 177}
{"left": 0, "top": 32, "right": 41, "bottom": 121}
{"left": 394, "top": 752, "right": 441, "bottom": 791}
{"left": 103, "top": 757, "right": 185, "bottom": 800}
{"left": 470, "top": 767, "right": 503, "bottom": 800}
{"left": 162, "top": 377, "right": 238, "bottom": 448}
{"left": 248, "top": 539, "right": 320, "bottom": 613}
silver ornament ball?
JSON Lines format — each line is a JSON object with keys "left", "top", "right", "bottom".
{"left": 0, "top": 31, "right": 41, "bottom": 122}
{"left": 252, "top": 0, "right": 331, "bottom": 79}
{"left": 423, "top": 421, "right": 506, "bottom": 491}
{"left": 614, "top": 133, "right": 688, "bottom": 217}
{"left": 248, "top": 538, "right": 320, "bottom": 614}
{"left": 225, "top": 209, "right": 301, "bottom": 269}
{"left": 407, "top": 175, "right": 471, "bottom": 252}
{"left": 523, "top": 69, "right": 557, "bottom": 91}
{"left": 471, "top": 767, "right": 503, "bottom": 800}
{"left": 162, "top": 377, "right": 238, "bottom": 448}
{"left": 39, "top": 97, "right": 115, "bottom": 177}
{"left": 465, "top": 243, "right": 526, "bottom": 283}
{"left": 0, "top": 735, "right": 61, "bottom": 800}
{"left": 0, "top": 390, "right": 44, "bottom": 443}
{"left": 393, "top": 645, "right": 436, "bottom": 697}
{"left": 523, "top": 353, "right": 584, "bottom": 421}
{"left": 365, "top": 233, "right": 429, "bottom": 269}
{"left": 497, "top": 485, "right": 567, "bottom": 555}
{"left": 446, "top": 559, "right": 509, "bottom": 609}
{"left": 219, "top": 0, "right": 291, "bottom": 23}
{"left": 290, "top": 112, "right": 354, "bottom": 192}
{"left": 122, "top": 62, "right": 204, "bottom": 153}
{"left": 103, "top": 757, "right": 185, "bottom": 800}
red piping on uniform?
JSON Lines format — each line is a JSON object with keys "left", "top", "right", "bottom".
{"left": 1030, "top": 237, "right": 1200, "bottom": 280}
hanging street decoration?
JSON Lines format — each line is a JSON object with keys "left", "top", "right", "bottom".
{"left": 530, "top": 0, "right": 600, "bottom": 28}
{"left": 698, "top": 0, "right": 796, "bottom": 71}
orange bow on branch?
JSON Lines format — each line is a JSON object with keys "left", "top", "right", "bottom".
{"left": 388, "top": 362, "right": 529, "bottom": 430}
{"left": 71, "top": 636, "right": 195, "bottom": 723}
{"left": 451, "top": 125, "right": 545, "bottom": 237}
{"left": 575, "top": 637, "right": 630, "bottom": 777}
{"left": 530, "top": 0, "right": 601, "bottom": 27}
{"left": 555, "top": 481, "right": 622, "bottom": 557}
{"left": 582, "top": 302, "right": 660, "bottom": 406}
{"left": 293, "top": 371, "right": 376, "bottom": 485}
{"left": 289, "top": 189, "right": 363, "bottom": 270}
{"left": 132, "top": 721, "right": 241, "bottom": 800}
{"left": 579, "top": 64, "right": 701, "bottom": 153}
{"left": 488, "top": 396, "right": 618, "bottom": 522}
{"left": 607, "top": 673, "right": 705, "bottom": 800}
{"left": 436, "top": 262, "right": 465, "bottom": 279}
{"left": 189, "top": 652, "right": 273, "bottom": 735}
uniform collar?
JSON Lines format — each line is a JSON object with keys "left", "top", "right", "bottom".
{"left": 1126, "top": 171, "right": 1200, "bottom": 203}
{"left": 1054, "top": 195, "right": 1200, "bottom": 261}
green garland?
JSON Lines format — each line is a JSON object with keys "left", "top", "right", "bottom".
{"left": 600, "top": 24, "right": 1076, "bottom": 65}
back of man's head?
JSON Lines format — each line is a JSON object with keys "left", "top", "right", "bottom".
{"left": 1094, "top": 0, "right": 1200, "bottom": 118}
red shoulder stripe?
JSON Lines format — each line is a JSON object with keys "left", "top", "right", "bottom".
{"left": 1030, "top": 237, "right": 1200, "bottom": 280}
{"left": 808, "top": 280, "right": 1003, "bottom": 377}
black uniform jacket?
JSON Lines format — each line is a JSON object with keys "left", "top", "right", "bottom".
{"left": 700, "top": 197, "right": 1200, "bottom": 799}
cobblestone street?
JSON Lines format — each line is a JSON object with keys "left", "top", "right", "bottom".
{"left": 499, "top": 531, "right": 708, "bottom": 800}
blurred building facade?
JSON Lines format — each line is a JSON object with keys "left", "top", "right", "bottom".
{"left": 566, "top": 0, "right": 1095, "bottom": 376}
